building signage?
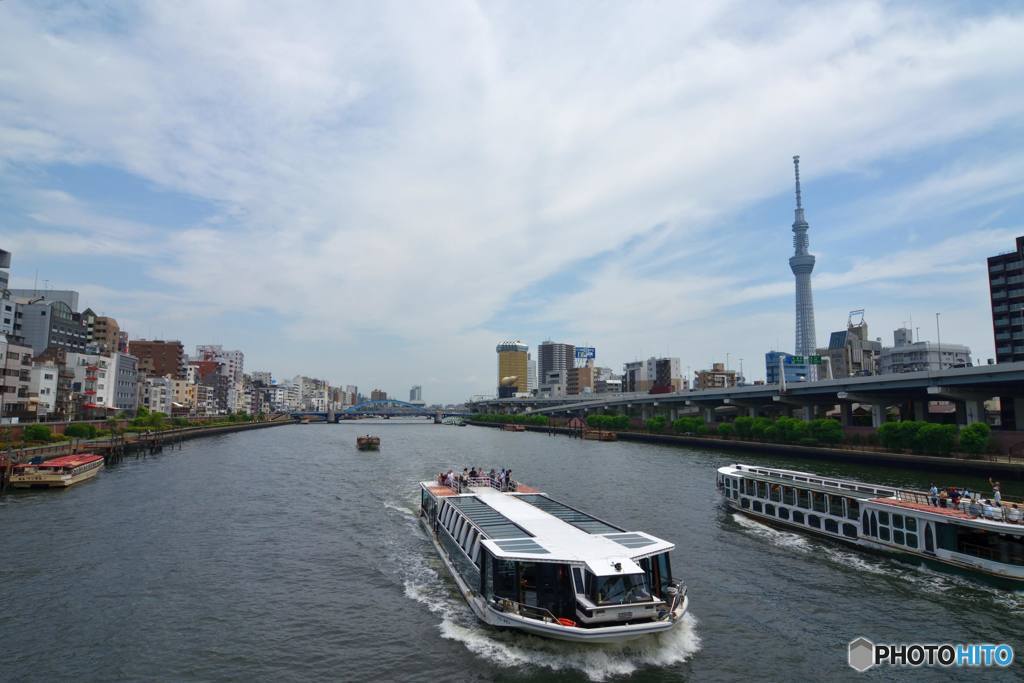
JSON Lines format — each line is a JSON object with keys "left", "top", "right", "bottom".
{"left": 575, "top": 347, "right": 596, "bottom": 360}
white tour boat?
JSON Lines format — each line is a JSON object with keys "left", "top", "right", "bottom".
{"left": 419, "top": 473, "right": 688, "bottom": 643}
{"left": 10, "top": 454, "right": 105, "bottom": 489}
{"left": 717, "top": 463, "right": 1024, "bottom": 585}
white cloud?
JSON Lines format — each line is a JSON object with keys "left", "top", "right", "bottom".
{"left": 1, "top": 2, "right": 1023, "bottom": 397}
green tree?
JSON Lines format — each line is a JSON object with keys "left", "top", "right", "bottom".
{"left": 733, "top": 416, "right": 754, "bottom": 438}
{"left": 750, "top": 417, "right": 773, "bottom": 440}
{"left": 24, "top": 424, "right": 53, "bottom": 442}
{"left": 915, "top": 423, "right": 957, "bottom": 455}
{"left": 64, "top": 423, "right": 98, "bottom": 439}
{"left": 645, "top": 416, "right": 667, "bottom": 432}
{"left": 717, "top": 422, "right": 735, "bottom": 438}
{"left": 809, "top": 418, "right": 843, "bottom": 445}
{"left": 958, "top": 422, "right": 991, "bottom": 455}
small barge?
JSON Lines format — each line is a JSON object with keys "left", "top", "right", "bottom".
{"left": 419, "top": 474, "right": 688, "bottom": 643}
{"left": 717, "top": 463, "right": 1024, "bottom": 585}
{"left": 501, "top": 424, "right": 526, "bottom": 432}
{"left": 10, "top": 454, "right": 105, "bottom": 489}
{"left": 357, "top": 435, "right": 381, "bottom": 451}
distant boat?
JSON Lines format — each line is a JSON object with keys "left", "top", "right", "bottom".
{"left": 583, "top": 430, "right": 617, "bottom": 441}
{"left": 10, "top": 454, "right": 104, "bottom": 489}
{"left": 357, "top": 435, "right": 381, "bottom": 451}
{"left": 501, "top": 424, "right": 526, "bottom": 432}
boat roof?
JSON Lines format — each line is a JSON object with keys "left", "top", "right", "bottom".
{"left": 424, "top": 482, "right": 673, "bottom": 572}
{"left": 718, "top": 463, "right": 897, "bottom": 501}
{"left": 19, "top": 454, "right": 103, "bottom": 468}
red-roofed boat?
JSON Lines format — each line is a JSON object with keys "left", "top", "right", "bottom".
{"left": 10, "top": 454, "right": 105, "bottom": 489}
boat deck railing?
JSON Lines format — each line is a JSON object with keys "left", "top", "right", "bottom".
{"left": 442, "top": 475, "right": 519, "bottom": 494}
{"left": 493, "top": 597, "right": 562, "bottom": 624}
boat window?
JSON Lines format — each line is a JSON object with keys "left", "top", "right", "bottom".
{"left": 870, "top": 512, "right": 878, "bottom": 538}
{"left": 905, "top": 517, "right": 918, "bottom": 533}
{"left": 793, "top": 511, "right": 805, "bottom": 524}
{"left": 453, "top": 517, "right": 464, "bottom": 540}
{"left": 893, "top": 530, "right": 905, "bottom": 545}
{"left": 732, "top": 490, "right": 739, "bottom": 500}
{"left": 825, "top": 519, "right": 839, "bottom": 534}
{"left": 905, "top": 533, "right": 918, "bottom": 549}
{"left": 753, "top": 501, "right": 763, "bottom": 512}
{"left": 812, "top": 492, "right": 827, "bottom": 513}
{"left": 765, "top": 504, "right": 776, "bottom": 516}
{"left": 879, "top": 526, "right": 891, "bottom": 542}
{"left": 590, "top": 573, "right": 651, "bottom": 606}
{"left": 769, "top": 485, "right": 781, "bottom": 503}
{"left": 796, "top": 489, "right": 810, "bottom": 509}
{"left": 878, "top": 511, "right": 890, "bottom": 526}
{"left": 493, "top": 558, "right": 517, "bottom": 600}
{"left": 482, "top": 552, "right": 493, "bottom": 597}
{"left": 462, "top": 527, "right": 475, "bottom": 550}
{"left": 778, "top": 507, "right": 790, "bottom": 521}
{"left": 741, "top": 497, "right": 750, "bottom": 509}
{"left": 842, "top": 523, "right": 857, "bottom": 538}
{"left": 862, "top": 511, "right": 870, "bottom": 535}
{"left": 470, "top": 537, "right": 481, "bottom": 564}
{"left": 783, "top": 487, "right": 795, "bottom": 506}
{"left": 828, "top": 495, "right": 844, "bottom": 518}
{"left": 572, "top": 567, "right": 585, "bottom": 594}
{"left": 754, "top": 481, "right": 764, "bottom": 498}
{"left": 925, "top": 525, "right": 935, "bottom": 552}
{"left": 846, "top": 498, "right": 859, "bottom": 521}
{"left": 893, "top": 514, "right": 904, "bottom": 530}
{"left": 808, "top": 515, "right": 821, "bottom": 529}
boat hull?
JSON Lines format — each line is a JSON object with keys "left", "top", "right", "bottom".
{"left": 10, "top": 463, "right": 102, "bottom": 489}
{"left": 419, "top": 515, "right": 687, "bottom": 643}
{"left": 723, "top": 499, "right": 1024, "bottom": 587}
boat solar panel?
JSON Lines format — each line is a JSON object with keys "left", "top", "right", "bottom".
{"left": 446, "top": 496, "right": 532, "bottom": 539}
{"left": 517, "top": 495, "right": 624, "bottom": 534}
{"left": 493, "top": 539, "right": 550, "bottom": 554}
{"left": 603, "top": 533, "right": 657, "bottom": 549}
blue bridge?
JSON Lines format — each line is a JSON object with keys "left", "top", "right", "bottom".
{"left": 291, "top": 399, "right": 470, "bottom": 422}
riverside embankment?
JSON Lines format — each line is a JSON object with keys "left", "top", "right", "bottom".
{"left": 469, "top": 421, "right": 1024, "bottom": 479}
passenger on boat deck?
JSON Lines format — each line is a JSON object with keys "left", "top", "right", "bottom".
{"left": 949, "top": 488, "right": 961, "bottom": 506}
{"left": 990, "top": 478, "right": 1002, "bottom": 506}
{"left": 1009, "top": 504, "right": 1022, "bottom": 523}
{"left": 929, "top": 483, "right": 939, "bottom": 507}
{"left": 938, "top": 490, "right": 949, "bottom": 507}
{"left": 469, "top": 467, "right": 477, "bottom": 479}
{"left": 488, "top": 468, "right": 496, "bottom": 480}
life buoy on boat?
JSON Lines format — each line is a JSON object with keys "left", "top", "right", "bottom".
{"left": 556, "top": 617, "right": 577, "bottom": 627}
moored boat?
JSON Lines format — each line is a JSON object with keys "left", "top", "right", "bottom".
{"left": 356, "top": 435, "right": 381, "bottom": 450}
{"left": 419, "top": 473, "right": 688, "bottom": 643}
{"left": 583, "top": 429, "right": 617, "bottom": 441}
{"left": 501, "top": 424, "right": 526, "bottom": 432}
{"left": 10, "top": 454, "right": 105, "bottom": 489}
{"left": 717, "top": 463, "right": 1024, "bottom": 585}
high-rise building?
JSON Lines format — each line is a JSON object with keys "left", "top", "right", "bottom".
{"left": 538, "top": 341, "right": 574, "bottom": 387}
{"left": 0, "top": 249, "right": 12, "bottom": 337}
{"left": 765, "top": 351, "right": 810, "bottom": 386}
{"left": 7, "top": 289, "right": 79, "bottom": 311}
{"left": 129, "top": 339, "right": 185, "bottom": 379}
{"left": 496, "top": 340, "right": 529, "bottom": 395}
{"left": 989, "top": 235, "right": 1024, "bottom": 364}
{"left": 817, "top": 312, "right": 882, "bottom": 378}
{"left": 987, "top": 234, "right": 1024, "bottom": 429}
{"left": 371, "top": 389, "right": 388, "bottom": 401}
{"left": 13, "top": 297, "right": 88, "bottom": 356}
{"left": 0, "top": 334, "right": 32, "bottom": 419}
{"left": 789, "top": 156, "right": 818, "bottom": 364}
{"left": 695, "top": 362, "right": 738, "bottom": 390}
{"left": 409, "top": 385, "right": 423, "bottom": 402}
{"left": 527, "top": 354, "right": 537, "bottom": 394}
{"left": 0, "top": 248, "right": 9, "bottom": 293}
{"left": 81, "top": 308, "right": 121, "bottom": 353}
{"left": 195, "top": 345, "right": 245, "bottom": 385}
{"left": 879, "top": 327, "right": 971, "bottom": 374}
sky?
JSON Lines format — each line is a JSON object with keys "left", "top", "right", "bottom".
{"left": 2, "top": 1, "right": 1023, "bottom": 404}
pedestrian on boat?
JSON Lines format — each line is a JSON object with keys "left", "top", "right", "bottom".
{"left": 938, "top": 489, "right": 948, "bottom": 508}
{"left": 990, "top": 478, "right": 1002, "bottom": 506}
{"left": 929, "top": 483, "right": 939, "bottom": 507}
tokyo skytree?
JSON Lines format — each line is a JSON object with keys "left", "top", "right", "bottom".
{"left": 789, "top": 155, "right": 817, "bottom": 359}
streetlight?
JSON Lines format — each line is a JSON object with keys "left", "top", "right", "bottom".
{"left": 935, "top": 312, "right": 942, "bottom": 370}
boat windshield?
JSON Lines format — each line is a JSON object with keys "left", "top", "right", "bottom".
{"left": 591, "top": 573, "right": 651, "bottom": 605}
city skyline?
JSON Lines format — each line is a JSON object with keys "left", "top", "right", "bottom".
{"left": 3, "top": 3, "right": 1024, "bottom": 402}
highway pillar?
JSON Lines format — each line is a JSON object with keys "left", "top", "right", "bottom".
{"left": 641, "top": 405, "right": 651, "bottom": 421}
{"left": 703, "top": 407, "right": 715, "bottom": 424}
{"left": 839, "top": 403, "right": 852, "bottom": 427}
{"left": 799, "top": 406, "right": 813, "bottom": 421}
{"left": 1015, "top": 399, "right": 1024, "bottom": 430}
{"left": 748, "top": 406, "right": 757, "bottom": 418}
{"left": 963, "top": 399, "right": 987, "bottom": 425}
{"left": 913, "top": 400, "right": 927, "bottom": 421}
{"left": 670, "top": 407, "right": 679, "bottom": 421}
{"left": 871, "top": 404, "right": 886, "bottom": 428}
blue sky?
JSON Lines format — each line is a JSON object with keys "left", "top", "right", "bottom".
{"left": 2, "top": 1, "right": 1023, "bottom": 402}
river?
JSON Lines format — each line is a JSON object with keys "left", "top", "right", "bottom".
{"left": 1, "top": 421, "right": 1020, "bottom": 681}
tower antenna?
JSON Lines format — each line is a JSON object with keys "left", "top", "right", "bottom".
{"left": 793, "top": 155, "right": 802, "bottom": 210}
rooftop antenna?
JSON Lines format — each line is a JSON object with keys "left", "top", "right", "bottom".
{"left": 794, "top": 154, "right": 803, "bottom": 210}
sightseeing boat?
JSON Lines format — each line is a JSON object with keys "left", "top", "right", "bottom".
{"left": 419, "top": 474, "right": 688, "bottom": 643}
{"left": 356, "top": 435, "right": 380, "bottom": 450}
{"left": 10, "top": 454, "right": 105, "bottom": 489}
{"left": 717, "top": 463, "right": 1024, "bottom": 585}
{"left": 501, "top": 424, "right": 526, "bottom": 432}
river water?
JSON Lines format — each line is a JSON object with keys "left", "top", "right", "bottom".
{"left": 1, "top": 422, "right": 1020, "bottom": 681}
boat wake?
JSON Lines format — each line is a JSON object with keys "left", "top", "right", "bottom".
{"left": 402, "top": 539, "right": 700, "bottom": 681}
{"left": 382, "top": 500, "right": 416, "bottom": 516}
{"left": 731, "top": 514, "right": 1024, "bottom": 608}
